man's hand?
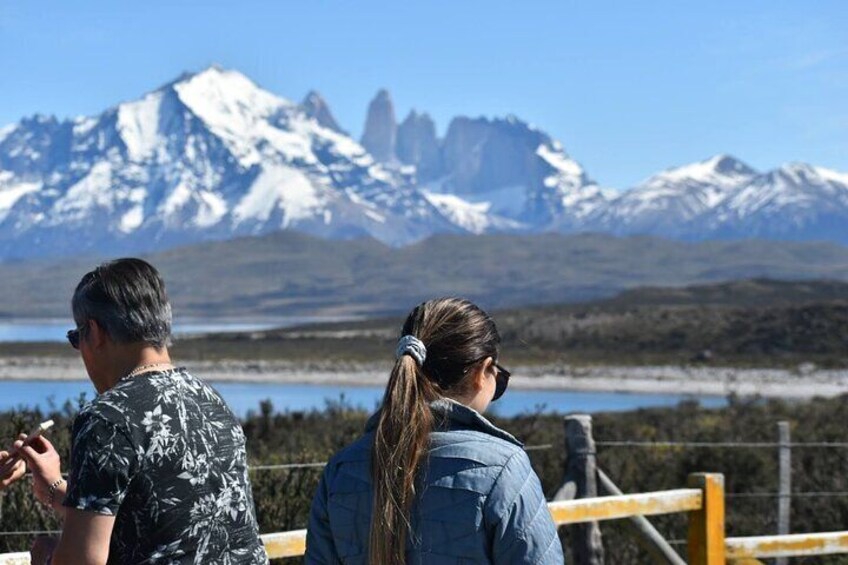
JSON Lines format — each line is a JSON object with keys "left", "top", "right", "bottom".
{"left": 0, "top": 442, "right": 26, "bottom": 489}
{"left": 16, "top": 434, "right": 65, "bottom": 510}
{"left": 31, "top": 535, "right": 59, "bottom": 565}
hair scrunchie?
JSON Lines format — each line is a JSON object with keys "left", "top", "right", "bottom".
{"left": 396, "top": 335, "right": 426, "bottom": 367}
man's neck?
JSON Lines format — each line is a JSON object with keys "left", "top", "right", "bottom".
{"left": 104, "top": 346, "right": 173, "bottom": 390}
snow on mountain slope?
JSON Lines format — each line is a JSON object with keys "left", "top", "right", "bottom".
{"left": 0, "top": 66, "right": 459, "bottom": 258}
{"left": 0, "top": 125, "right": 17, "bottom": 145}
{"left": 117, "top": 91, "right": 165, "bottom": 162}
{"left": 535, "top": 141, "right": 614, "bottom": 230}
{"left": 421, "top": 190, "right": 524, "bottom": 234}
{"left": 816, "top": 166, "right": 848, "bottom": 186}
{"left": 0, "top": 66, "right": 846, "bottom": 258}
{"left": 0, "top": 171, "right": 41, "bottom": 223}
{"left": 173, "top": 68, "right": 308, "bottom": 167}
{"left": 419, "top": 136, "right": 610, "bottom": 235}
{"left": 436, "top": 114, "right": 610, "bottom": 230}
{"left": 590, "top": 155, "right": 758, "bottom": 237}
{"left": 232, "top": 165, "right": 323, "bottom": 227}
{"left": 701, "top": 163, "right": 848, "bottom": 242}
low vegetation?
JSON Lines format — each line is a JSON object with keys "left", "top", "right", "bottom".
{"left": 1, "top": 393, "right": 848, "bottom": 563}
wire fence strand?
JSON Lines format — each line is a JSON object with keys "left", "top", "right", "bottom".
{"left": 5, "top": 439, "right": 848, "bottom": 539}
{"left": 249, "top": 462, "right": 326, "bottom": 471}
{"left": 244, "top": 443, "right": 555, "bottom": 472}
{"left": 0, "top": 531, "right": 60, "bottom": 537}
{"left": 726, "top": 491, "right": 848, "bottom": 499}
{"left": 596, "top": 440, "right": 848, "bottom": 448}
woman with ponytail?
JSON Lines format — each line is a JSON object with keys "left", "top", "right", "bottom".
{"left": 306, "top": 298, "right": 563, "bottom": 564}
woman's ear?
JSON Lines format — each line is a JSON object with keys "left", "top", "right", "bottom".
{"left": 470, "top": 357, "right": 495, "bottom": 392}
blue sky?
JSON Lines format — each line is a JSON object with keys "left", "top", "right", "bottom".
{"left": 0, "top": 1, "right": 845, "bottom": 189}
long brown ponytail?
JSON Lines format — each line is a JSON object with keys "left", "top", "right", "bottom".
{"left": 369, "top": 298, "right": 500, "bottom": 563}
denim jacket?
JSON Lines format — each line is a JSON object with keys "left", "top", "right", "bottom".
{"left": 305, "top": 398, "right": 564, "bottom": 564}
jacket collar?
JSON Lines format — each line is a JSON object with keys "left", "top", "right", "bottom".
{"left": 365, "top": 397, "right": 523, "bottom": 447}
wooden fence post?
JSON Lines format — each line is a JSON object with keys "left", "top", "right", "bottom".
{"left": 776, "top": 421, "right": 791, "bottom": 565}
{"left": 562, "top": 414, "right": 604, "bottom": 565}
{"left": 687, "top": 473, "right": 726, "bottom": 565}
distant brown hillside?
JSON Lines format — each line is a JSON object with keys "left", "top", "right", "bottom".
{"left": 5, "top": 278, "right": 848, "bottom": 368}
{"left": 165, "top": 279, "right": 848, "bottom": 368}
{"left": 1, "top": 232, "right": 848, "bottom": 319}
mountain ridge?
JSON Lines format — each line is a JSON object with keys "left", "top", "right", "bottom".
{"left": 0, "top": 65, "right": 846, "bottom": 260}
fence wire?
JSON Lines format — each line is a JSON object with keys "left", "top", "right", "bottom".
{"left": 596, "top": 440, "right": 848, "bottom": 448}
{"left": 245, "top": 443, "right": 555, "bottom": 472}
{"left": 5, "top": 439, "right": 848, "bottom": 539}
{"left": 593, "top": 438, "right": 848, "bottom": 500}
{"left": 0, "top": 531, "right": 60, "bottom": 537}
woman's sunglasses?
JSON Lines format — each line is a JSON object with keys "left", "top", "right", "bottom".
{"left": 66, "top": 328, "right": 82, "bottom": 350}
{"left": 463, "top": 357, "right": 512, "bottom": 401}
{"left": 492, "top": 362, "right": 511, "bottom": 402}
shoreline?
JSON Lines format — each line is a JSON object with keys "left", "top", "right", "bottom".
{"left": 1, "top": 357, "right": 847, "bottom": 399}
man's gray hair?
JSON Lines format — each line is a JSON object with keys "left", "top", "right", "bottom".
{"left": 72, "top": 258, "right": 172, "bottom": 348}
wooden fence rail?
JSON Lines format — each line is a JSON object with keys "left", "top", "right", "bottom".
{"left": 726, "top": 531, "right": 848, "bottom": 560}
{"left": 2, "top": 475, "right": 848, "bottom": 563}
{"left": 260, "top": 530, "right": 307, "bottom": 560}
{"left": 0, "top": 485, "right": 707, "bottom": 563}
{"left": 548, "top": 489, "right": 702, "bottom": 525}
{"left": 257, "top": 485, "right": 708, "bottom": 559}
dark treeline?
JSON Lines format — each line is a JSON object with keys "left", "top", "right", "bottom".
{"left": 1, "top": 393, "right": 848, "bottom": 563}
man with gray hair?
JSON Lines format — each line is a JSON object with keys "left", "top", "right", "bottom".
{"left": 18, "top": 258, "right": 267, "bottom": 564}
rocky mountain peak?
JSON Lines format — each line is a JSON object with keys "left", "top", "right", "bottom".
{"left": 776, "top": 162, "right": 820, "bottom": 180}
{"left": 396, "top": 110, "right": 441, "bottom": 180}
{"left": 360, "top": 89, "right": 397, "bottom": 162}
{"left": 1, "top": 66, "right": 847, "bottom": 258}
{"left": 707, "top": 154, "right": 758, "bottom": 176}
{"left": 169, "top": 66, "right": 292, "bottom": 117}
{"left": 649, "top": 155, "right": 757, "bottom": 186}
{"left": 301, "top": 90, "right": 346, "bottom": 134}
{"left": 442, "top": 115, "right": 553, "bottom": 194}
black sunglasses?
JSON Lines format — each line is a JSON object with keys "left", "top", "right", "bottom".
{"left": 492, "top": 362, "right": 511, "bottom": 402}
{"left": 66, "top": 327, "right": 82, "bottom": 350}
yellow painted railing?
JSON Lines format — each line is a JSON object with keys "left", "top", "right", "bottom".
{"left": 726, "top": 531, "right": 848, "bottom": 560}
{"left": 256, "top": 487, "right": 706, "bottom": 559}
{"left": 2, "top": 473, "right": 848, "bottom": 564}
{"left": 548, "top": 488, "right": 703, "bottom": 525}
{"left": 260, "top": 529, "right": 307, "bottom": 560}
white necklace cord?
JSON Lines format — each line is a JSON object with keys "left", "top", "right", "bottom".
{"left": 124, "top": 362, "right": 174, "bottom": 380}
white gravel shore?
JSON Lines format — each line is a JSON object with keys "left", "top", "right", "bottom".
{"left": 1, "top": 357, "right": 846, "bottom": 399}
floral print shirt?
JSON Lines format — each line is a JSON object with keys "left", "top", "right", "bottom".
{"left": 64, "top": 368, "right": 268, "bottom": 564}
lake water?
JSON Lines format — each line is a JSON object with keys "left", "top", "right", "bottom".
{"left": 0, "top": 321, "right": 728, "bottom": 415}
{"left": 0, "top": 318, "right": 347, "bottom": 343}
{"left": 0, "top": 379, "right": 727, "bottom": 417}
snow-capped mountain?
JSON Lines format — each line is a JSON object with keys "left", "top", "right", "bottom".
{"left": 424, "top": 116, "right": 612, "bottom": 230}
{"left": 701, "top": 163, "right": 848, "bottom": 241}
{"left": 0, "top": 66, "right": 847, "bottom": 260}
{"left": 586, "top": 156, "right": 848, "bottom": 243}
{"left": 0, "top": 66, "right": 460, "bottom": 258}
{"left": 420, "top": 190, "right": 524, "bottom": 234}
{"left": 590, "top": 155, "right": 758, "bottom": 237}
{"left": 355, "top": 90, "right": 612, "bottom": 230}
